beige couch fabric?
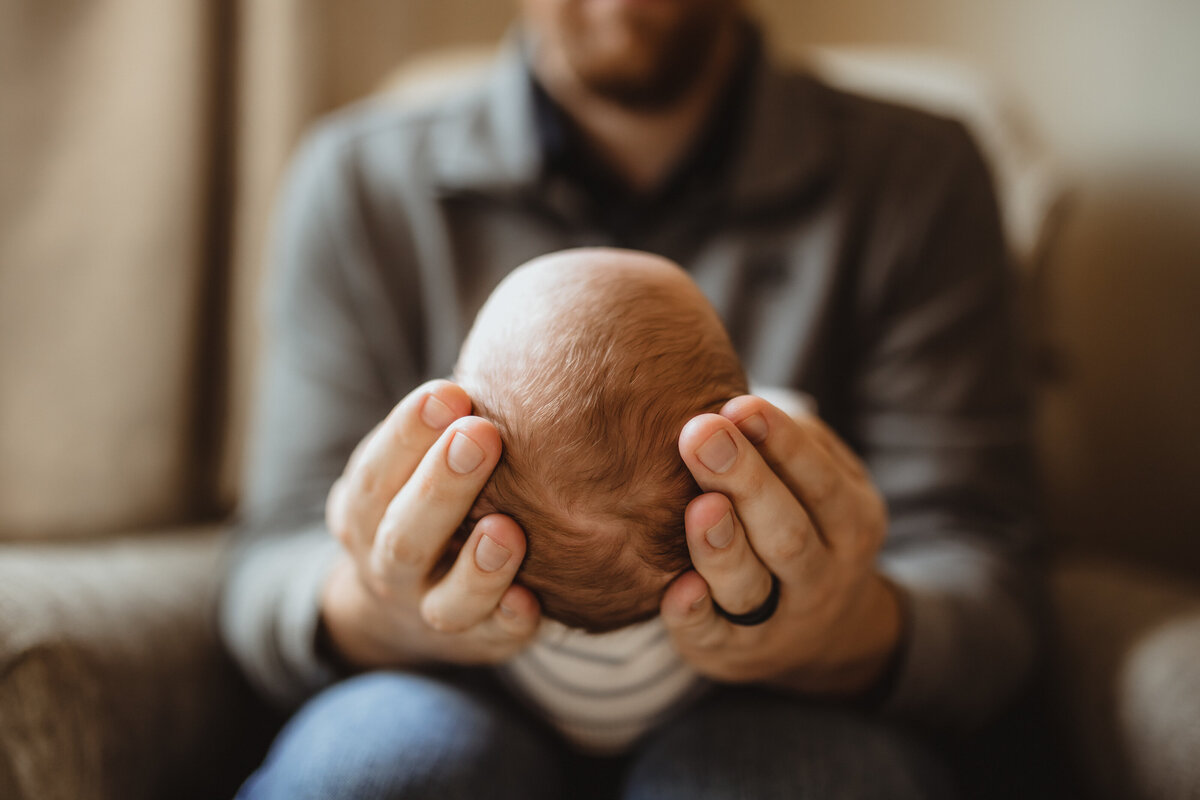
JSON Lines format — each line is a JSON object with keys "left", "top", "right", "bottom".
{"left": 1052, "top": 560, "right": 1200, "bottom": 800}
{"left": 0, "top": 528, "right": 264, "bottom": 800}
{"left": 0, "top": 1, "right": 217, "bottom": 538}
{"left": 0, "top": 1, "right": 516, "bottom": 541}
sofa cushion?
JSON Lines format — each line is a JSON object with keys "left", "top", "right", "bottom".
{"left": 0, "top": 528, "right": 276, "bottom": 800}
{"left": 1051, "top": 558, "right": 1200, "bottom": 800}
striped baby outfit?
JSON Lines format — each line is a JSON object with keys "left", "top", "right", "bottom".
{"left": 499, "top": 617, "right": 709, "bottom": 754}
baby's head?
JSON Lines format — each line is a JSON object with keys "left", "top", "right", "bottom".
{"left": 454, "top": 248, "right": 747, "bottom": 632}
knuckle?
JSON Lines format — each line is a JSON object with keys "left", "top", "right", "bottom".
{"left": 805, "top": 467, "right": 838, "bottom": 504}
{"left": 330, "top": 519, "right": 356, "bottom": 549}
{"left": 740, "top": 572, "right": 776, "bottom": 609}
{"left": 462, "top": 576, "right": 502, "bottom": 604}
{"left": 681, "top": 618, "right": 727, "bottom": 651}
{"left": 364, "top": 571, "right": 401, "bottom": 604}
{"left": 738, "top": 465, "right": 769, "bottom": 500}
{"left": 697, "top": 627, "right": 730, "bottom": 652}
{"left": 412, "top": 470, "right": 453, "bottom": 508}
{"left": 419, "top": 599, "right": 466, "bottom": 634}
{"left": 355, "top": 462, "right": 385, "bottom": 498}
{"left": 767, "top": 525, "right": 811, "bottom": 564}
{"left": 383, "top": 417, "right": 418, "bottom": 453}
{"left": 385, "top": 533, "right": 427, "bottom": 569}
{"left": 668, "top": 612, "right": 706, "bottom": 641}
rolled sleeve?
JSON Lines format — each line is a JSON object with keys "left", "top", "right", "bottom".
{"left": 220, "top": 526, "right": 342, "bottom": 705}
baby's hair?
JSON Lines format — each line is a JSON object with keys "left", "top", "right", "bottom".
{"left": 457, "top": 258, "right": 747, "bottom": 632}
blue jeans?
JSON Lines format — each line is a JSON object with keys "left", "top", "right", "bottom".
{"left": 237, "top": 670, "right": 957, "bottom": 799}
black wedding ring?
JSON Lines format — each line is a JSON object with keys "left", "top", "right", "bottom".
{"left": 712, "top": 574, "right": 781, "bottom": 626}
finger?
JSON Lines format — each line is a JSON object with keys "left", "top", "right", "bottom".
{"left": 489, "top": 582, "right": 541, "bottom": 641}
{"left": 329, "top": 379, "right": 472, "bottom": 556}
{"left": 345, "top": 419, "right": 386, "bottom": 476}
{"left": 369, "top": 415, "right": 501, "bottom": 582}
{"left": 679, "top": 414, "right": 830, "bottom": 584}
{"left": 684, "top": 492, "right": 775, "bottom": 617}
{"left": 720, "top": 397, "right": 882, "bottom": 556}
{"left": 725, "top": 394, "right": 868, "bottom": 481}
{"left": 660, "top": 570, "right": 732, "bottom": 652}
{"left": 325, "top": 420, "right": 388, "bottom": 544}
{"left": 420, "top": 514, "right": 528, "bottom": 634}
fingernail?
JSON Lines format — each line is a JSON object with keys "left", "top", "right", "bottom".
{"left": 705, "top": 512, "right": 735, "bottom": 550}
{"left": 475, "top": 534, "right": 512, "bottom": 572}
{"left": 739, "top": 414, "right": 768, "bottom": 444}
{"left": 447, "top": 431, "right": 485, "bottom": 474}
{"left": 499, "top": 602, "right": 517, "bottom": 619}
{"left": 696, "top": 430, "right": 738, "bottom": 473}
{"left": 421, "top": 393, "right": 457, "bottom": 430}
{"left": 690, "top": 593, "right": 709, "bottom": 612}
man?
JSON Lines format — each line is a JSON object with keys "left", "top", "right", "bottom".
{"left": 222, "top": 0, "right": 1038, "bottom": 797}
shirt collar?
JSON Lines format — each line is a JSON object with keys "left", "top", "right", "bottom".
{"left": 432, "top": 23, "right": 834, "bottom": 213}
{"left": 427, "top": 30, "right": 542, "bottom": 197}
{"left": 531, "top": 24, "right": 760, "bottom": 208}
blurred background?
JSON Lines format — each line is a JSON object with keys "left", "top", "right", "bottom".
{"left": 1, "top": 1, "right": 1198, "bottom": 797}
{"left": 1, "top": 0, "right": 1197, "bottom": 571}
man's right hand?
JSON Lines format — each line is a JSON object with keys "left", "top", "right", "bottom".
{"left": 320, "top": 379, "right": 540, "bottom": 670}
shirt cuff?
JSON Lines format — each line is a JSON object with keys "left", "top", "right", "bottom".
{"left": 221, "top": 524, "right": 343, "bottom": 708}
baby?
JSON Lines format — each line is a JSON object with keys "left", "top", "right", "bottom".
{"left": 453, "top": 247, "right": 749, "bottom": 752}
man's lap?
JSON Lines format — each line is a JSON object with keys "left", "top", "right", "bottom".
{"left": 235, "top": 670, "right": 565, "bottom": 800}
{"left": 628, "top": 687, "right": 956, "bottom": 800}
{"left": 237, "top": 670, "right": 956, "bottom": 800}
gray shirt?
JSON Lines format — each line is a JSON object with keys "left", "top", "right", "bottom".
{"left": 220, "top": 36, "right": 1039, "bottom": 731}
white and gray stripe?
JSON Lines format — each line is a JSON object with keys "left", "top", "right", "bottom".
{"left": 499, "top": 618, "right": 708, "bottom": 754}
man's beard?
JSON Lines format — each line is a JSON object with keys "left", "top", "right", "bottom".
{"left": 559, "top": 3, "right": 737, "bottom": 112}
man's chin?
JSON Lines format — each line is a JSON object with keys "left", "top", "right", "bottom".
{"left": 574, "top": 66, "right": 697, "bottom": 111}
{"left": 566, "top": 19, "right": 730, "bottom": 110}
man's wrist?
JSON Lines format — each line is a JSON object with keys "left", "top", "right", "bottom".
{"left": 314, "top": 603, "right": 359, "bottom": 679}
{"left": 317, "top": 557, "right": 401, "bottom": 673}
{"left": 847, "top": 576, "right": 910, "bottom": 710}
{"left": 767, "top": 574, "right": 906, "bottom": 699}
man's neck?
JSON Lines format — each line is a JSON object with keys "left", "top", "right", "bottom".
{"left": 533, "top": 24, "right": 745, "bottom": 194}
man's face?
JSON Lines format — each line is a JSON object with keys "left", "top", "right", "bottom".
{"left": 520, "top": 0, "right": 743, "bottom": 110}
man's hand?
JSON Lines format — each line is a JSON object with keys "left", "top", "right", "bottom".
{"left": 661, "top": 395, "right": 903, "bottom": 696}
{"left": 320, "top": 379, "right": 540, "bottom": 670}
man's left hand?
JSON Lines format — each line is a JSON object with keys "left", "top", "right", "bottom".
{"left": 661, "top": 395, "right": 904, "bottom": 697}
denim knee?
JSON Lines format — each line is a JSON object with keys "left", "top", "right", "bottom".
{"left": 238, "top": 671, "right": 563, "bottom": 800}
{"left": 624, "top": 687, "right": 957, "bottom": 800}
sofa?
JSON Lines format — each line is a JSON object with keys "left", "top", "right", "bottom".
{"left": 2, "top": 40, "right": 1198, "bottom": 800}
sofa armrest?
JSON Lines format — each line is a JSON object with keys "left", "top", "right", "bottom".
{"left": 0, "top": 527, "right": 276, "bottom": 800}
{"left": 1051, "top": 557, "right": 1200, "bottom": 800}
